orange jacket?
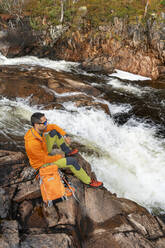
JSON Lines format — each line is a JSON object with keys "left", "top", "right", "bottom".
{"left": 24, "top": 124, "right": 66, "bottom": 170}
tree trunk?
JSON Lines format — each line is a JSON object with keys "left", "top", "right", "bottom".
{"left": 60, "top": 0, "right": 64, "bottom": 23}
{"left": 144, "top": 0, "right": 150, "bottom": 17}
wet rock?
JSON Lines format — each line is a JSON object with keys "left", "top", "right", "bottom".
{"left": 0, "top": 72, "right": 55, "bottom": 105}
{"left": 42, "top": 102, "right": 65, "bottom": 110}
{"left": 1, "top": 220, "right": 20, "bottom": 248}
{"left": 75, "top": 99, "right": 111, "bottom": 115}
{"left": 55, "top": 93, "right": 92, "bottom": 106}
{"left": 55, "top": 93, "right": 111, "bottom": 115}
{"left": 47, "top": 72, "right": 100, "bottom": 97}
{"left": 0, "top": 65, "right": 101, "bottom": 108}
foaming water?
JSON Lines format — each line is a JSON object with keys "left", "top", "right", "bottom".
{"left": 0, "top": 97, "right": 165, "bottom": 212}
{"left": 109, "top": 103, "right": 132, "bottom": 115}
{"left": 107, "top": 78, "right": 152, "bottom": 96}
{"left": 110, "top": 69, "right": 151, "bottom": 81}
{"left": 0, "top": 53, "right": 79, "bottom": 72}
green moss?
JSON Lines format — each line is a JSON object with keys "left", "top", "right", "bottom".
{"left": 29, "top": 17, "right": 41, "bottom": 30}
{"left": 161, "top": 0, "right": 165, "bottom": 6}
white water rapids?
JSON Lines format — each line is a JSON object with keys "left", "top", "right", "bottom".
{"left": 0, "top": 54, "right": 165, "bottom": 214}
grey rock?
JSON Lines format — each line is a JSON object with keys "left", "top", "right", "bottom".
{"left": 1, "top": 220, "right": 19, "bottom": 248}
{"left": 0, "top": 188, "right": 10, "bottom": 218}
{"left": 13, "top": 179, "right": 40, "bottom": 203}
{"left": 20, "top": 233, "right": 74, "bottom": 248}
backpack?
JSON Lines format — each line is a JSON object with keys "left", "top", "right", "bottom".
{"left": 39, "top": 164, "right": 75, "bottom": 205}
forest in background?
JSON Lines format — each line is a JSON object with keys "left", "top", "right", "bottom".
{"left": 0, "top": 0, "right": 165, "bottom": 31}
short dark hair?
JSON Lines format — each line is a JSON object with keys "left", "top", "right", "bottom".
{"left": 31, "top": 112, "right": 45, "bottom": 126}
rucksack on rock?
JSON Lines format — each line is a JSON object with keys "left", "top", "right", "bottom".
{"left": 39, "top": 164, "right": 75, "bottom": 205}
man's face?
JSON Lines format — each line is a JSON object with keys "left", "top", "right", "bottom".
{"left": 36, "top": 115, "right": 48, "bottom": 132}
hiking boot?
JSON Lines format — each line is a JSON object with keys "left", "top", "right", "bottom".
{"left": 66, "top": 149, "right": 79, "bottom": 157}
{"left": 88, "top": 179, "right": 103, "bottom": 188}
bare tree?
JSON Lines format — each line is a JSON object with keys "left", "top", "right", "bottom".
{"left": 59, "top": 0, "right": 78, "bottom": 23}
{"left": 60, "top": 0, "right": 65, "bottom": 23}
{"left": 144, "top": 0, "right": 150, "bottom": 17}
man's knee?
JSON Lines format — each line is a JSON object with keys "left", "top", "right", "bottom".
{"left": 49, "top": 129, "right": 62, "bottom": 138}
{"left": 66, "top": 157, "right": 81, "bottom": 170}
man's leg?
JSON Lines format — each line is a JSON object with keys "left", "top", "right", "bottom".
{"left": 45, "top": 130, "right": 71, "bottom": 154}
{"left": 45, "top": 131, "right": 103, "bottom": 188}
{"left": 54, "top": 157, "right": 91, "bottom": 185}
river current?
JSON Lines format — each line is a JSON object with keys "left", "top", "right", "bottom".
{"left": 0, "top": 54, "right": 165, "bottom": 215}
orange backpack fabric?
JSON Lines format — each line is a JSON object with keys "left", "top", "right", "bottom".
{"left": 39, "top": 164, "right": 74, "bottom": 203}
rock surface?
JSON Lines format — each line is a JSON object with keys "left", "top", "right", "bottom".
{"left": 0, "top": 150, "right": 165, "bottom": 248}
{"left": 0, "top": 65, "right": 110, "bottom": 116}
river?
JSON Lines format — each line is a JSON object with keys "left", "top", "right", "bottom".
{"left": 0, "top": 54, "right": 165, "bottom": 215}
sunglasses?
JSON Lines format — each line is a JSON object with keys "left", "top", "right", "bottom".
{"left": 38, "top": 120, "right": 47, "bottom": 126}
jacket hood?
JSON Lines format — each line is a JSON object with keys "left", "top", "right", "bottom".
{"left": 24, "top": 128, "right": 42, "bottom": 142}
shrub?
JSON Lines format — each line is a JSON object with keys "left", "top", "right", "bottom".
{"left": 160, "top": 0, "right": 165, "bottom": 6}
{"left": 0, "top": 0, "right": 25, "bottom": 17}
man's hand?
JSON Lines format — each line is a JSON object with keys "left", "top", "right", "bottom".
{"left": 64, "top": 136, "right": 71, "bottom": 145}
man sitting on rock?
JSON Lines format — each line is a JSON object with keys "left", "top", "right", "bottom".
{"left": 24, "top": 112, "right": 103, "bottom": 188}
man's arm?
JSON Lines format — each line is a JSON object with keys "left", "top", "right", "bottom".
{"left": 46, "top": 124, "right": 66, "bottom": 136}
{"left": 26, "top": 139, "right": 64, "bottom": 169}
{"left": 46, "top": 124, "right": 71, "bottom": 145}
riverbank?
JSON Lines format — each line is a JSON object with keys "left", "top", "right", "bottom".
{"left": 0, "top": 10, "right": 165, "bottom": 79}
